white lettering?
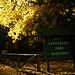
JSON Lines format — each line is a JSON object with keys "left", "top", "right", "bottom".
{"left": 51, "top": 52, "right": 69, "bottom": 55}
{"left": 49, "top": 41, "right": 70, "bottom": 45}
{"left": 55, "top": 46, "right": 64, "bottom": 50}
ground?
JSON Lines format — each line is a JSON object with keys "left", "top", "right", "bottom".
{"left": 0, "top": 60, "right": 75, "bottom": 75}
{"left": 0, "top": 64, "right": 26, "bottom": 75}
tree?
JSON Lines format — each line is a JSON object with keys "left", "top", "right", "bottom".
{"left": 0, "top": 0, "right": 39, "bottom": 43}
{"left": 0, "top": 0, "right": 75, "bottom": 43}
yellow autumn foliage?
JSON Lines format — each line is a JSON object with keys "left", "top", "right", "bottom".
{"left": 0, "top": 0, "right": 39, "bottom": 43}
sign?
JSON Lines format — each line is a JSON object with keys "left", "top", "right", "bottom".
{"left": 42, "top": 27, "right": 75, "bottom": 60}
{"left": 41, "top": 27, "right": 75, "bottom": 72}
{"left": 44, "top": 40, "right": 74, "bottom": 60}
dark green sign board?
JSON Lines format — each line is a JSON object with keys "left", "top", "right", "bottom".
{"left": 44, "top": 41, "right": 74, "bottom": 60}
{"left": 42, "top": 27, "right": 75, "bottom": 60}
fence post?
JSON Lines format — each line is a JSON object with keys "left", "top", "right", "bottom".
{"left": 46, "top": 59, "right": 50, "bottom": 72}
{"left": 37, "top": 55, "right": 41, "bottom": 71}
{"left": 17, "top": 55, "right": 20, "bottom": 68}
{"left": 73, "top": 36, "right": 75, "bottom": 71}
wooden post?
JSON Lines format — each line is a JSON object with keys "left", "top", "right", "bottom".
{"left": 73, "top": 37, "right": 75, "bottom": 71}
{"left": 37, "top": 55, "right": 41, "bottom": 71}
{"left": 74, "top": 60, "right": 75, "bottom": 71}
{"left": 46, "top": 59, "right": 50, "bottom": 72}
{"left": 17, "top": 55, "right": 20, "bottom": 68}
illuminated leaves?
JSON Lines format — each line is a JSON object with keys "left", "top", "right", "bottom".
{"left": 0, "top": 0, "right": 39, "bottom": 42}
{"left": 0, "top": 0, "right": 75, "bottom": 42}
